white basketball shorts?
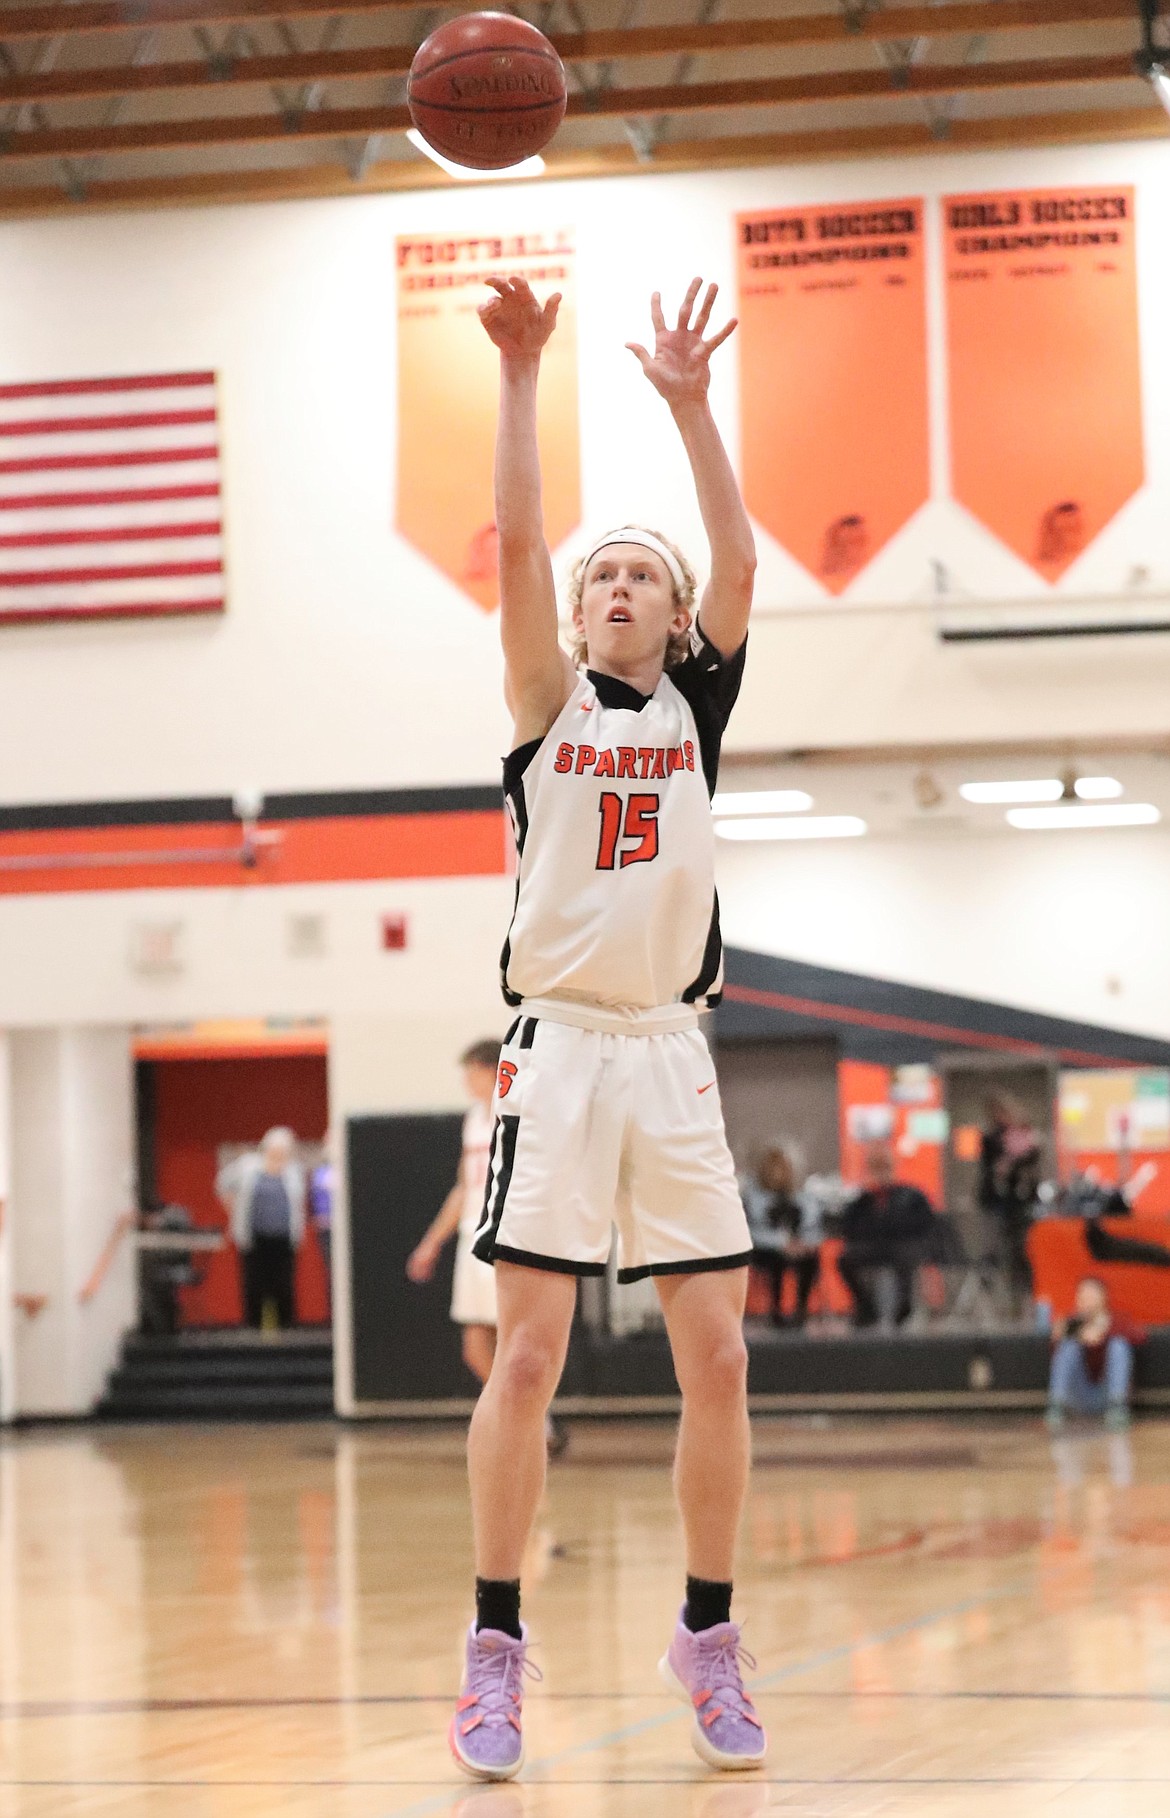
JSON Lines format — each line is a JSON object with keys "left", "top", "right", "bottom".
{"left": 472, "top": 1011, "right": 752, "bottom": 1282}
{"left": 450, "top": 1224, "right": 498, "bottom": 1326}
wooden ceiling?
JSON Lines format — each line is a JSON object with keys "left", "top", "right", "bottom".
{"left": 0, "top": 0, "right": 1165, "bottom": 215}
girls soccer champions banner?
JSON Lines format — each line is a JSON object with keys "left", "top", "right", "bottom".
{"left": 395, "top": 230, "right": 580, "bottom": 612}
{"left": 944, "top": 188, "right": 1144, "bottom": 583}
{"left": 735, "top": 200, "right": 929, "bottom": 595}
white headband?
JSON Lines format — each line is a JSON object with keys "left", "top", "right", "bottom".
{"left": 580, "top": 528, "right": 687, "bottom": 595}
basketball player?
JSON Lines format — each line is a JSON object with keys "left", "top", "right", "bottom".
{"left": 406, "top": 1039, "right": 501, "bottom": 1389}
{"left": 448, "top": 276, "right": 765, "bottom": 1782}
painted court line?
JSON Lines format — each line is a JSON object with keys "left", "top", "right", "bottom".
{"left": 2, "top": 1685, "right": 1164, "bottom": 1721}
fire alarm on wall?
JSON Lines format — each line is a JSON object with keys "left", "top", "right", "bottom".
{"left": 381, "top": 913, "right": 408, "bottom": 951}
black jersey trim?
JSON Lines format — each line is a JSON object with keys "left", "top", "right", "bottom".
{"left": 683, "top": 889, "right": 724, "bottom": 1007}
{"left": 491, "top": 1244, "right": 607, "bottom": 1278}
{"left": 670, "top": 625, "right": 747, "bottom": 796}
{"left": 586, "top": 668, "right": 654, "bottom": 712}
{"left": 503, "top": 736, "right": 543, "bottom": 795}
{"left": 616, "top": 1250, "right": 753, "bottom": 1284}
{"left": 519, "top": 1017, "right": 537, "bottom": 1050}
{"left": 499, "top": 753, "right": 536, "bottom": 1005}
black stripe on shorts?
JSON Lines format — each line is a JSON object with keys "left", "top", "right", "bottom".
{"left": 472, "top": 1114, "right": 519, "bottom": 1264}
{"left": 616, "top": 1250, "right": 754, "bottom": 1285}
{"left": 492, "top": 1245, "right": 607, "bottom": 1278}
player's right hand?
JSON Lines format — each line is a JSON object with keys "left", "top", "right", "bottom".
{"left": 405, "top": 1241, "right": 437, "bottom": 1283}
{"left": 479, "top": 275, "right": 561, "bottom": 357}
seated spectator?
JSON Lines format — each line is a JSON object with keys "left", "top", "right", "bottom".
{"left": 1047, "top": 1276, "right": 1137, "bottom": 1432}
{"left": 838, "top": 1144, "right": 936, "bottom": 1329}
{"left": 741, "top": 1146, "right": 822, "bottom": 1328}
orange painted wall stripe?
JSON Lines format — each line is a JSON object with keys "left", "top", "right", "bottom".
{"left": 0, "top": 809, "right": 507, "bottom": 895}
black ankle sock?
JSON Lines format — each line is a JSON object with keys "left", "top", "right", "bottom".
{"left": 475, "top": 1577, "right": 522, "bottom": 1640}
{"left": 684, "top": 1575, "right": 732, "bottom": 1633}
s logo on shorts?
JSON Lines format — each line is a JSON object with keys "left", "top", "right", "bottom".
{"left": 497, "top": 1060, "right": 518, "bottom": 1100}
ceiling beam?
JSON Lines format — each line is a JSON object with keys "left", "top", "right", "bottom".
{"left": 568, "top": 52, "right": 1138, "bottom": 119}
{"left": 0, "top": 0, "right": 1138, "bottom": 50}
{"left": 0, "top": 52, "right": 1140, "bottom": 162}
{"left": 0, "top": 101, "right": 1163, "bottom": 217}
{"left": 0, "top": 41, "right": 419, "bottom": 106}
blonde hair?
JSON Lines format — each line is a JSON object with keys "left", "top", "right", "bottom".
{"left": 566, "top": 527, "right": 697, "bottom": 671}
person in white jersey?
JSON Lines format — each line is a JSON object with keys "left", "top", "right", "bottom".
{"left": 448, "top": 275, "right": 765, "bottom": 1784}
{"left": 406, "top": 1039, "right": 501, "bottom": 1389}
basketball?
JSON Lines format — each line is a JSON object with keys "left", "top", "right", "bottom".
{"left": 407, "top": 12, "right": 567, "bottom": 171}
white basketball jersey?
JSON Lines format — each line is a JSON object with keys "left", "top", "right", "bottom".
{"left": 459, "top": 1101, "right": 493, "bottom": 1235}
{"left": 500, "top": 625, "right": 745, "bottom": 1012}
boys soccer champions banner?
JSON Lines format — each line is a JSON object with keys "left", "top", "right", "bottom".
{"left": 944, "top": 187, "right": 1144, "bottom": 584}
{"left": 735, "top": 199, "right": 929, "bottom": 596}
{"left": 395, "top": 229, "right": 581, "bottom": 612}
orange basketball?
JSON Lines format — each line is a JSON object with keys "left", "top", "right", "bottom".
{"left": 407, "top": 12, "right": 567, "bottom": 171}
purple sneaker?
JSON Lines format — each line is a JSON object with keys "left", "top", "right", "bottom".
{"left": 449, "top": 1623, "right": 539, "bottom": 1781}
{"left": 659, "top": 1613, "right": 767, "bottom": 1770}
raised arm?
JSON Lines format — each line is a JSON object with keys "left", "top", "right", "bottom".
{"left": 479, "top": 276, "right": 577, "bottom": 745}
{"left": 627, "top": 279, "right": 756, "bottom": 657}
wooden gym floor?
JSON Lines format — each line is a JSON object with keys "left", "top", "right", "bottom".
{"left": 1, "top": 1416, "right": 1168, "bottom": 1816}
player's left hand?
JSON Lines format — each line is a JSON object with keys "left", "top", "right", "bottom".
{"left": 626, "top": 279, "right": 736, "bottom": 405}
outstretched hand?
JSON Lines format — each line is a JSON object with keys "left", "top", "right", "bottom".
{"left": 478, "top": 275, "right": 562, "bottom": 358}
{"left": 627, "top": 279, "right": 736, "bottom": 406}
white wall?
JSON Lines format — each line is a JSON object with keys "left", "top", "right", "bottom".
{"left": 0, "top": 871, "right": 513, "bottom": 1032}
{"left": 0, "top": 138, "right": 1169, "bottom": 811}
{"left": 7, "top": 1028, "right": 136, "bottom": 1417}
{"left": 717, "top": 821, "right": 1170, "bottom": 1040}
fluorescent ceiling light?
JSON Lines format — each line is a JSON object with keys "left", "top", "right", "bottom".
{"left": 1006, "top": 803, "right": 1160, "bottom": 831}
{"left": 711, "top": 789, "right": 813, "bottom": 816}
{"left": 1151, "top": 65, "right": 1170, "bottom": 117}
{"left": 716, "top": 815, "right": 867, "bottom": 841}
{"left": 960, "top": 779, "right": 1063, "bottom": 804}
{"left": 1073, "top": 775, "right": 1123, "bottom": 800}
{"left": 406, "top": 129, "right": 545, "bottom": 180}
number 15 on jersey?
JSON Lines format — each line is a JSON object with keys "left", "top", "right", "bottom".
{"left": 596, "top": 792, "right": 660, "bottom": 870}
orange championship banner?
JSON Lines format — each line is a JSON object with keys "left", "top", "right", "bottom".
{"left": 945, "top": 188, "right": 1144, "bottom": 584}
{"left": 395, "top": 230, "right": 580, "bottom": 611}
{"left": 736, "top": 199, "right": 929, "bottom": 595}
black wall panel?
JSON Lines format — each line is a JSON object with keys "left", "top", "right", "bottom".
{"left": 348, "top": 1112, "right": 469, "bottom": 1402}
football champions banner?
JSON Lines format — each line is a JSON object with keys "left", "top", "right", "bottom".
{"left": 736, "top": 199, "right": 929, "bottom": 595}
{"left": 944, "top": 188, "right": 1144, "bottom": 583}
{"left": 395, "top": 230, "right": 580, "bottom": 611}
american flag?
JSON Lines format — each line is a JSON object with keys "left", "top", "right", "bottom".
{"left": 0, "top": 370, "right": 225, "bottom": 626}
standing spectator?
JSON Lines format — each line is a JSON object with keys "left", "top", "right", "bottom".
{"left": 308, "top": 1145, "right": 336, "bottom": 1309}
{"left": 979, "top": 1093, "right": 1043, "bottom": 1311}
{"left": 217, "top": 1127, "right": 306, "bottom": 1330}
{"left": 1046, "top": 1276, "right": 1137, "bottom": 1431}
{"left": 740, "top": 1146, "right": 821, "bottom": 1328}
{"left": 838, "top": 1144, "right": 935, "bottom": 1329}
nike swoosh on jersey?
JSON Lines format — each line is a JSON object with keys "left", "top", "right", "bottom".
{"left": 697, "top": 1080, "right": 717, "bottom": 1094}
